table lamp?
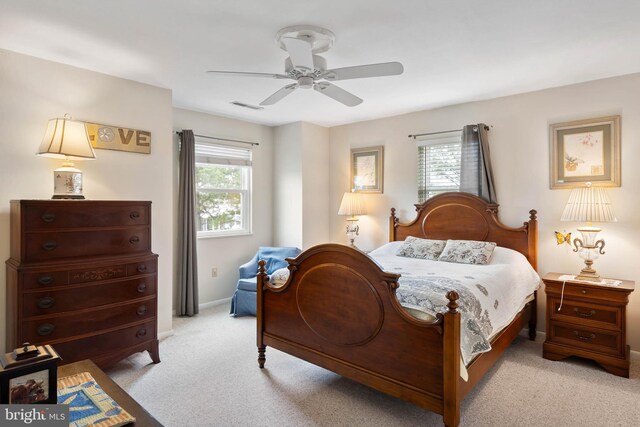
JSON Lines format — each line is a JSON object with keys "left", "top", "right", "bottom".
{"left": 338, "top": 191, "right": 367, "bottom": 248}
{"left": 36, "top": 115, "right": 96, "bottom": 199}
{"left": 561, "top": 182, "right": 616, "bottom": 280}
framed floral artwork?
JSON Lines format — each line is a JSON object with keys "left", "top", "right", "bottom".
{"left": 549, "top": 115, "right": 620, "bottom": 189}
{"left": 351, "top": 146, "right": 384, "bottom": 193}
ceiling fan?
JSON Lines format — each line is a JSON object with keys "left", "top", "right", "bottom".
{"left": 207, "top": 25, "right": 404, "bottom": 107}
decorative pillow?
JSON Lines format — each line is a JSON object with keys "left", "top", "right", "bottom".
{"left": 269, "top": 267, "right": 290, "bottom": 286}
{"left": 395, "top": 237, "right": 446, "bottom": 260}
{"left": 438, "top": 240, "right": 497, "bottom": 265}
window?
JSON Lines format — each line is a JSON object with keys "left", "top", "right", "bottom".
{"left": 195, "top": 140, "right": 252, "bottom": 237}
{"left": 417, "top": 135, "right": 462, "bottom": 202}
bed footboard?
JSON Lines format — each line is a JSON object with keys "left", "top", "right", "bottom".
{"left": 256, "top": 244, "right": 463, "bottom": 426}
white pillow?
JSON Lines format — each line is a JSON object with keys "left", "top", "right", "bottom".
{"left": 396, "top": 236, "right": 447, "bottom": 261}
{"left": 438, "top": 240, "right": 497, "bottom": 265}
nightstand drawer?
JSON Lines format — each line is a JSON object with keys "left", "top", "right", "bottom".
{"left": 549, "top": 298, "right": 620, "bottom": 330}
{"left": 545, "top": 281, "right": 629, "bottom": 303}
{"left": 550, "top": 323, "right": 621, "bottom": 356}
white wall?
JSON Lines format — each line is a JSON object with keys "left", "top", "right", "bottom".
{"left": 329, "top": 73, "right": 640, "bottom": 351}
{"left": 0, "top": 49, "right": 174, "bottom": 351}
{"left": 273, "top": 122, "right": 330, "bottom": 249}
{"left": 173, "top": 108, "right": 274, "bottom": 306}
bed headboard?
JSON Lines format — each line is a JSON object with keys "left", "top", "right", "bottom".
{"left": 389, "top": 192, "right": 538, "bottom": 270}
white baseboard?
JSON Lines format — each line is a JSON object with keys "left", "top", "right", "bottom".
{"left": 158, "top": 329, "right": 174, "bottom": 340}
{"left": 171, "top": 297, "right": 233, "bottom": 315}
{"left": 199, "top": 297, "right": 232, "bottom": 310}
{"left": 522, "top": 329, "right": 640, "bottom": 360}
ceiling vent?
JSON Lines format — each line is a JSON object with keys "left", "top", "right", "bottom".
{"left": 230, "top": 101, "right": 263, "bottom": 110}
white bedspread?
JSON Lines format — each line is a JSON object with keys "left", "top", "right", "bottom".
{"left": 368, "top": 242, "right": 540, "bottom": 365}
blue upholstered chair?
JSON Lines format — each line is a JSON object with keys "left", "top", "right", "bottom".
{"left": 230, "top": 246, "right": 301, "bottom": 317}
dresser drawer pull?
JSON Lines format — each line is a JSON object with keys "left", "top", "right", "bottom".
{"left": 40, "top": 213, "right": 56, "bottom": 223}
{"left": 37, "top": 323, "right": 55, "bottom": 336}
{"left": 37, "top": 297, "right": 55, "bottom": 309}
{"left": 37, "top": 275, "right": 55, "bottom": 286}
{"left": 574, "top": 308, "right": 596, "bottom": 318}
{"left": 130, "top": 211, "right": 140, "bottom": 219}
{"left": 137, "top": 283, "right": 147, "bottom": 293}
{"left": 137, "top": 305, "right": 148, "bottom": 316}
{"left": 129, "top": 235, "right": 140, "bottom": 244}
{"left": 581, "top": 289, "right": 587, "bottom": 294}
{"left": 136, "top": 328, "right": 147, "bottom": 338}
{"left": 42, "top": 241, "right": 58, "bottom": 251}
{"left": 573, "top": 331, "right": 596, "bottom": 341}
{"left": 137, "top": 264, "right": 147, "bottom": 273}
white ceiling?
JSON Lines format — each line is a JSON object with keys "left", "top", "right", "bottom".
{"left": 2, "top": 1, "right": 640, "bottom": 127}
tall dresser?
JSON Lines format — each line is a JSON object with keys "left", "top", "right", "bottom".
{"left": 5, "top": 200, "right": 160, "bottom": 368}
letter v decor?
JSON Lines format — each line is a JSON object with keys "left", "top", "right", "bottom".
{"left": 85, "top": 122, "right": 151, "bottom": 154}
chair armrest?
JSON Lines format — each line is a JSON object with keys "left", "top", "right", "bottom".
{"left": 239, "top": 253, "right": 260, "bottom": 279}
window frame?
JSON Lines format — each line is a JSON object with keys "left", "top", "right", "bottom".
{"left": 194, "top": 141, "right": 253, "bottom": 239}
{"left": 417, "top": 132, "right": 462, "bottom": 202}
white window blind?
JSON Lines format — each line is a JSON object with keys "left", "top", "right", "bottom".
{"left": 417, "top": 135, "right": 462, "bottom": 202}
{"left": 194, "top": 142, "right": 252, "bottom": 166}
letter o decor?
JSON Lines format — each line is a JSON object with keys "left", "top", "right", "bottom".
{"left": 296, "top": 264, "right": 384, "bottom": 346}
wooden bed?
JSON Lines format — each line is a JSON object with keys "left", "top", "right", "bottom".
{"left": 256, "top": 193, "right": 538, "bottom": 426}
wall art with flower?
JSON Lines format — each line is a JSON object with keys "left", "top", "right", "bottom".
{"left": 550, "top": 116, "right": 620, "bottom": 189}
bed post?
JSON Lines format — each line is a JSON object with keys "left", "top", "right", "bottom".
{"left": 443, "top": 291, "right": 461, "bottom": 427}
{"left": 527, "top": 210, "right": 538, "bottom": 341}
{"left": 256, "top": 260, "right": 267, "bottom": 368}
{"left": 389, "top": 208, "right": 397, "bottom": 241}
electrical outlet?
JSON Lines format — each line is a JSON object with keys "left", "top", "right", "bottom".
{"left": 211, "top": 267, "right": 218, "bottom": 278}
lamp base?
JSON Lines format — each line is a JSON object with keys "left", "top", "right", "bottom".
{"left": 53, "top": 166, "right": 84, "bottom": 199}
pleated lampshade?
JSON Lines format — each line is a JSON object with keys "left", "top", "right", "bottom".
{"left": 338, "top": 192, "right": 367, "bottom": 218}
{"left": 561, "top": 183, "right": 616, "bottom": 223}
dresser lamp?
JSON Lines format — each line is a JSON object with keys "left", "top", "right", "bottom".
{"left": 36, "top": 115, "right": 96, "bottom": 199}
{"left": 338, "top": 191, "right": 367, "bottom": 248}
{"left": 561, "top": 182, "right": 617, "bottom": 280}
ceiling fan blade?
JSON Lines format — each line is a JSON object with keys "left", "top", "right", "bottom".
{"left": 282, "top": 37, "right": 314, "bottom": 71}
{"left": 207, "top": 70, "right": 291, "bottom": 79}
{"left": 322, "top": 62, "right": 404, "bottom": 81}
{"left": 313, "top": 82, "right": 362, "bottom": 107}
{"left": 260, "top": 83, "right": 298, "bottom": 106}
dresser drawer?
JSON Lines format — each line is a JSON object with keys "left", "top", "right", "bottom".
{"left": 23, "top": 276, "right": 157, "bottom": 317}
{"left": 545, "top": 281, "right": 630, "bottom": 304}
{"left": 22, "top": 299, "right": 157, "bottom": 343}
{"left": 550, "top": 323, "right": 621, "bottom": 356}
{"left": 549, "top": 297, "right": 621, "bottom": 330}
{"left": 50, "top": 319, "right": 156, "bottom": 364}
{"left": 22, "top": 270, "right": 71, "bottom": 290}
{"left": 23, "top": 202, "right": 150, "bottom": 230}
{"left": 23, "top": 227, "right": 150, "bottom": 262}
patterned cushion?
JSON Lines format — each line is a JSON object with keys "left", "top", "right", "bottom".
{"left": 269, "top": 267, "right": 290, "bottom": 286}
{"left": 395, "top": 237, "right": 446, "bottom": 260}
{"left": 438, "top": 240, "right": 497, "bottom": 265}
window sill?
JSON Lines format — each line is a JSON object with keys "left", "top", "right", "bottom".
{"left": 197, "top": 230, "right": 253, "bottom": 239}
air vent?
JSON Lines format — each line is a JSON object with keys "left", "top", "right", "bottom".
{"left": 231, "top": 101, "right": 263, "bottom": 110}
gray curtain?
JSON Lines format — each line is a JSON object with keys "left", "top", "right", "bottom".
{"left": 459, "top": 124, "right": 497, "bottom": 203}
{"left": 177, "top": 130, "right": 199, "bottom": 316}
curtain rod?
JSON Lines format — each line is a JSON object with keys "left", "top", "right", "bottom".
{"left": 175, "top": 131, "right": 259, "bottom": 146}
{"left": 408, "top": 125, "right": 492, "bottom": 139}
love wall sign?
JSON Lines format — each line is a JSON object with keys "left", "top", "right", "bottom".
{"left": 86, "top": 123, "right": 151, "bottom": 154}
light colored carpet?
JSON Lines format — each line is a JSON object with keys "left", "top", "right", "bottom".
{"left": 107, "top": 305, "right": 640, "bottom": 427}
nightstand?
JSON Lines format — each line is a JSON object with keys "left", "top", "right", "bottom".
{"left": 542, "top": 272, "right": 635, "bottom": 377}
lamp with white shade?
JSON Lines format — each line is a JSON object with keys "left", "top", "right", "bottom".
{"left": 337, "top": 191, "right": 367, "bottom": 248}
{"left": 36, "top": 115, "right": 96, "bottom": 199}
{"left": 561, "top": 182, "right": 617, "bottom": 280}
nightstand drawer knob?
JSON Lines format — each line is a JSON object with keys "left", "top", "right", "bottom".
{"left": 37, "top": 297, "right": 55, "bottom": 309}
{"left": 573, "top": 331, "right": 596, "bottom": 341}
{"left": 581, "top": 289, "right": 587, "bottom": 294}
{"left": 41, "top": 213, "right": 56, "bottom": 223}
{"left": 37, "top": 323, "right": 55, "bottom": 336}
{"left": 574, "top": 308, "right": 596, "bottom": 318}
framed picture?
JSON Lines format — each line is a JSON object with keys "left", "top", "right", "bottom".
{"left": 0, "top": 344, "right": 60, "bottom": 404}
{"left": 351, "top": 146, "right": 384, "bottom": 193}
{"left": 550, "top": 115, "right": 620, "bottom": 189}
